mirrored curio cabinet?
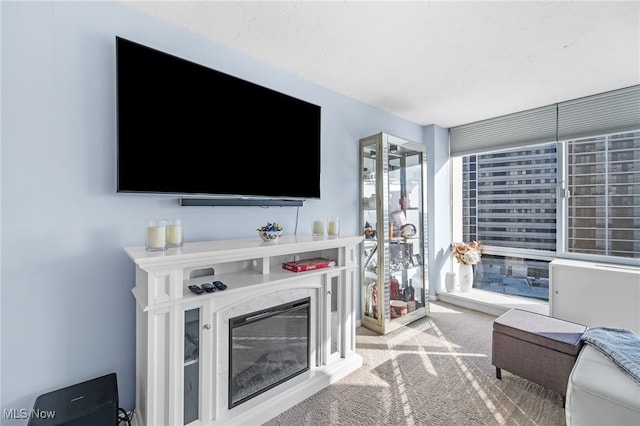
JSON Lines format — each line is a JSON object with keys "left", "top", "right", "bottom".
{"left": 359, "top": 132, "right": 429, "bottom": 335}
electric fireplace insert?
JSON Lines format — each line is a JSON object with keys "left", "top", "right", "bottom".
{"left": 229, "top": 298, "right": 310, "bottom": 408}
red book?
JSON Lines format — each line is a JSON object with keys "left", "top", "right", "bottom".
{"left": 282, "top": 258, "right": 336, "bottom": 272}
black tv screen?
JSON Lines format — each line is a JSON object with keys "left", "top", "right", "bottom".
{"left": 116, "top": 37, "right": 321, "bottom": 200}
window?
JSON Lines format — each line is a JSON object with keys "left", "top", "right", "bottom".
{"left": 472, "top": 254, "right": 550, "bottom": 301}
{"left": 450, "top": 86, "right": 640, "bottom": 300}
{"left": 566, "top": 131, "right": 640, "bottom": 258}
{"left": 453, "top": 130, "right": 640, "bottom": 301}
{"left": 457, "top": 144, "right": 558, "bottom": 301}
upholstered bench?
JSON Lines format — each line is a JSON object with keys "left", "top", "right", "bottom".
{"left": 492, "top": 309, "right": 587, "bottom": 399}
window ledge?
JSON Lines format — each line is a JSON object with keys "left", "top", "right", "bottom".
{"left": 437, "top": 289, "right": 549, "bottom": 317}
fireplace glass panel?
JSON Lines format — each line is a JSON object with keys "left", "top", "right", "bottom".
{"left": 229, "top": 298, "right": 310, "bottom": 409}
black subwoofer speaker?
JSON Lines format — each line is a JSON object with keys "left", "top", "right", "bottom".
{"left": 27, "top": 373, "right": 118, "bottom": 426}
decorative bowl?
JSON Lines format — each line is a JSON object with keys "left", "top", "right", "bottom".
{"left": 257, "top": 222, "right": 283, "bottom": 242}
{"left": 259, "top": 230, "right": 281, "bottom": 242}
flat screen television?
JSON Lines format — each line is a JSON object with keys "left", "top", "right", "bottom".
{"left": 116, "top": 36, "right": 321, "bottom": 203}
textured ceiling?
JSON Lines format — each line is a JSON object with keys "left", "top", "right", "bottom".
{"left": 121, "top": 1, "right": 640, "bottom": 128}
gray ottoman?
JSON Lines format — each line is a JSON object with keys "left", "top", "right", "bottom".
{"left": 492, "top": 309, "right": 587, "bottom": 399}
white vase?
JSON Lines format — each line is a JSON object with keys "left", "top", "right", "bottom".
{"left": 445, "top": 272, "right": 457, "bottom": 292}
{"left": 458, "top": 264, "right": 474, "bottom": 292}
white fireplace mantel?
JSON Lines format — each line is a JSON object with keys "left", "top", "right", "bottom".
{"left": 125, "top": 235, "right": 364, "bottom": 426}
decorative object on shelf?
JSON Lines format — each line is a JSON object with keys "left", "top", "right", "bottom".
{"left": 146, "top": 219, "right": 167, "bottom": 251}
{"left": 390, "top": 300, "right": 408, "bottom": 318}
{"left": 259, "top": 230, "right": 281, "bottom": 242}
{"left": 257, "top": 222, "right": 283, "bottom": 242}
{"left": 451, "top": 241, "right": 482, "bottom": 265}
{"left": 399, "top": 223, "right": 417, "bottom": 239}
{"left": 390, "top": 276, "right": 401, "bottom": 300}
{"left": 457, "top": 264, "right": 474, "bottom": 292}
{"left": 364, "top": 221, "right": 375, "bottom": 239}
{"left": 365, "top": 282, "right": 377, "bottom": 318}
{"left": 312, "top": 216, "right": 325, "bottom": 236}
{"left": 282, "top": 257, "right": 336, "bottom": 272}
{"left": 404, "top": 280, "right": 415, "bottom": 302}
{"left": 445, "top": 272, "right": 457, "bottom": 292}
{"left": 451, "top": 241, "right": 482, "bottom": 292}
{"left": 328, "top": 216, "right": 340, "bottom": 237}
{"left": 166, "top": 218, "right": 183, "bottom": 247}
{"left": 362, "top": 168, "right": 375, "bottom": 183}
{"left": 367, "top": 194, "right": 377, "bottom": 209}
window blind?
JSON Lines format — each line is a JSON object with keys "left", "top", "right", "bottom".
{"left": 450, "top": 85, "right": 640, "bottom": 157}
{"left": 449, "top": 106, "right": 557, "bottom": 156}
{"left": 558, "top": 85, "right": 640, "bottom": 141}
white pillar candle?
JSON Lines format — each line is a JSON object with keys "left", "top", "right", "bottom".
{"left": 146, "top": 225, "right": 166, "bottom": 250}
{"left": 328, "top": 217, "right": 339, "bottom": 237}
{"left": 312, "top": 218, "right": 325, "bottom": 236}
{"left": 167, "top": 225, "right": 182, "bottom": 245}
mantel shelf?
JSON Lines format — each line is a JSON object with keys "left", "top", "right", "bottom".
{"left": 125, "top": 235, "right": 362, "bottom": 271}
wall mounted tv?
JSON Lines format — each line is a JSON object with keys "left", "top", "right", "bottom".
{"left": 116, "top": 36, "right": 321, "bottom": 205}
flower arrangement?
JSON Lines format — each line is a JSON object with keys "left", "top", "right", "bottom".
{"left": 451, "top": 241, "right": 482, "bottom": 265}
{"left": 257, "top": 222, "right": 283, "bottom": 232}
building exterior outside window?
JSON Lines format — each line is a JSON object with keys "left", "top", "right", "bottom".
{"left": 463, "top": 145, "right": 557, "bottom": 251}
{"left": 567, "top": 131, "right": 640, "bottom": 258}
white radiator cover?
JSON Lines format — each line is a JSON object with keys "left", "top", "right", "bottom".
{"left": 549, "top": 259, "right": 640, "bottom": 334}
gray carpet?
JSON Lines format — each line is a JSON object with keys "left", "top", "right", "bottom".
{"left": 264, "top": 301, "right": 565, "bottom": 426}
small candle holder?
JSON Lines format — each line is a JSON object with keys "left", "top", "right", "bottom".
{"left": 166, "top": 219, "right": 183, "bottom": 247}
{"left": 145, "top": 219, "right": 167, "bottom": 251}
{"left": 328, "top": 216, "right": 340, "bottom": 237}
{"left": 312, "top": 216, "right": 325, "bottom": 237}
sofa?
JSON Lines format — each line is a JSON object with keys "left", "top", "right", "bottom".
{"left": 565, "top": 328, "right": 640, "bottom": 425}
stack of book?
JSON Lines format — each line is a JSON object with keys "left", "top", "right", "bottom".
{"left": 282, "top": 257, "right": 336, "bottom": 272}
